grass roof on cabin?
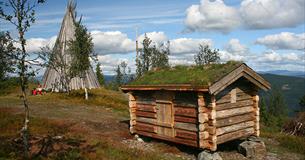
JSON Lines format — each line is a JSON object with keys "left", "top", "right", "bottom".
{"left": 129, "top": 61, "right": 243, "bottom": 86}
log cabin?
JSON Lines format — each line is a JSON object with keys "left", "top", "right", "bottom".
{"left": 121, "top": 62, "right": 271, "bottom": 151}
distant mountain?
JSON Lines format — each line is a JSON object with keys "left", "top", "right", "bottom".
{"left": 260, "top": 73, "right": 305, "bottom": 115}
{"left": 260, "top": 70, "right": 305, "bottom": 78}
{"left": 104, "top": 75, "right": 115, "bottom": 83}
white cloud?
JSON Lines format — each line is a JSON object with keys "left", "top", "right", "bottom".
{"left": 224, "top": 39, "right": 248, "bottom": 55}
{"left": 240, "top": 0, "right": 305, "bottom": 29}
{"left": 170, "top": 38, "right": 212, "bottom": 55}
{"left": 184, "top": 0, "right": 305, "bottom": 33}
{"left": 255, "top": 51, "right": 303, "bottom": 63}
{"left": 25, "top": 36, "right": 57, "bottom": 53}
{"left": 184, "top": 0, "right": 240, "bottom": 33}
{"left": 96, "top": 54, "right": 136, "bottom": 75}
{"left": 91, "top": 30, "right": 135, "bottom": 54}
{"left": 255, "top": 32, "right": 305, "bottom": 50}
{"left": 138, "top": 32, "right": 168, "bottom": 46}
{"left": 219, "top": 51, "right": 246, "bottom": 62}
{"left": 249, "top": 50, "right": 305, "bottom": 71}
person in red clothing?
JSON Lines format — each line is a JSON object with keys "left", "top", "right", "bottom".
{"left": 37, "top": 84, "right": 42, "bottom": 95}
{"left": 32, "top": 88, "right": 37, "bottom": 95}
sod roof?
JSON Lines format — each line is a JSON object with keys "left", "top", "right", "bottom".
{"left": 129, "top": 61, "right": 243, "bottom": 86}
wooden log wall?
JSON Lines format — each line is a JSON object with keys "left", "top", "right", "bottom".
{"left": 173, "top": 94, "right": 199, "bottom": 147}
{"left": 215, "top": 82, "right": 256, "bottom": 145}
{"left": 131, "top": 91, "right": 199, "bottom": 147}
{"left": 198, "top": 93, "right": 217, "bottom": 151}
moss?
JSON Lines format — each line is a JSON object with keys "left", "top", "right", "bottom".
{"left": 130, "top": 61, "right": 243, "bottom": 86}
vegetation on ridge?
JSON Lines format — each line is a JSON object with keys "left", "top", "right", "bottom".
{"left": 130, "top": 61, "right": 242, "bottom": 86}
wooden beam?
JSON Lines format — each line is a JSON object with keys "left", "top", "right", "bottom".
{"left": 217, "top": 127, "right": 255, "bottom": 144}
{"left": 216, "top": 106, "right": 254, "bottom": 119}
{"left": 121, "top": 84, "right": 209, "bottom": 93}
{"left": 174, "top": 122, "right": 198, "bottom": 132}
{"left": 216, "top": 121, "right": 255, "bottom": 136}
{"left": 216, "top": 99, "right": 254, "bottom": 111}
{"left": 174, "top": 107, "right": 198, "bottom": 118}
{"left": 176, "top": 129, "right": 198, "bottom": 140}
{"left": 216, "top": 113, "right": 255, "bottom": 127}
{"left": 135, "top": 110, "right": 157, "bottom": 119}
{"left": 175, "top": 115, "right": 198, "bottom": 124}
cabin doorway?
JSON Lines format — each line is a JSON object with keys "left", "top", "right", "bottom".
{"left": 155, "top": 91, "right": 175, "bottom": 137}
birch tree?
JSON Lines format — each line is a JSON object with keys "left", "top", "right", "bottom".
{"left": 0, "top": 0, "right": 45, "bottom": 158}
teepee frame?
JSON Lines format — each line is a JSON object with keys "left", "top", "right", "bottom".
{"left": 42, "top": 1, "right": 100, "bottom": 92}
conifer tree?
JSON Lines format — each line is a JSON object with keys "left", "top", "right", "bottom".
{"left": 115, "top": 65, "right": 123, "bottom": 87}
{"left": 96, "top": 62, "right": 105, "bottom": 86}
{"left": 0, "top": 31, "right": 14, "bottom": 81}
{"left": 299, "top": 95, "right": 305, "bottom": 111}
{"left": 259, "top": 97, "right": 268, "bottom": 125}
{"left": 69, "top": 19, "right": 95, "bottom": 99}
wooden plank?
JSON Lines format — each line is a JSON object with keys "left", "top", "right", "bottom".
{"left": 244, "top": 67, "right": 271, "bottom": 90}
{"left": 137, "top": 104, "right": 156, "bottom": 112}
{"left": 135, "top": 122, "right": 156, "bottom": 133}
{"left": 216, "top": 99, "right": 253, "bottom": 111}
{"left": 175, "top": 115, "right": 198, "bottom": 124}
{"left": 217, "top": 127, "right": 255, "bottom": 144}
{"left": 209, "top": 65, "right": 244, "bottom": 95}
{"left": 216, "top": 113, "right": 255, "bottom": 127}
{"left": 216, "top": 106, "right": 254, "bottom": 119}
{"left": 137, "top": 130, "right": 198, "bottom": 147}
{"left": 136, "top": 117, "right": 156, "bottom": 125}
{"left": 175, "top": 129, "right": 198, "bottom": 140}
{"left": 216, "top": 121, "right": 255, "bottom": 136}
{"left": 174, "top": 107, "right": 197, "bottom": 118}
{"left": 136, "top": 110, "right": 157, "bottom": 119}
{"left": 174, "top": 100, "right": 197, "bottom": 108}
{"left": 216, "top": 94, "right": 253, "bottom": 104}
{"left": 137, "top": 100, "right": 156, "bottom": 105}
{"left": 174, "top": 122, "right": 198, "bottom": 132}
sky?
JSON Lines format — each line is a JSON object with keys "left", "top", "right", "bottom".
{"left": 1, "top": 0, "right": 305, "bottom": 75}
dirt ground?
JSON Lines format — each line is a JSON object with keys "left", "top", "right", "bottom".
{"left": 0, "top": 93, "right": 304, "bottom": 160}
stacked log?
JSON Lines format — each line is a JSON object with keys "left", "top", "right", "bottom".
{"left": 253, "top": 95, "right": 260, "bottom": 136}
{"left": 198, "top": 93, "right": 217, "bottom": 151}
{"left": 128, "top": 93, "right": 137, "bottom": 134}
{"left": 134, "top": 99, "right": 157, "bottom": 134}
{"left": 215, "top": 87, "right": 256, "bottom": 144}
{"left": 173, "top": 98, "right": 199, "bottom": 147}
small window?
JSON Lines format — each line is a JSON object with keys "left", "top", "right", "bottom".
{"left": 230, "top": 88, "right": 236, "bottom": 103}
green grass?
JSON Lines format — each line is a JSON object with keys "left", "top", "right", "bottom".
{"left": 261, "top": 127, "right": 305, "bottom": 155}
{"left": 130, "top": 61, "right": 242, "bottom": 86}
{"left": 0, "top": 110, "right": 181, "bottom": 160}
{"left": 58, "top": 88, "right": 129, "bottom": 117}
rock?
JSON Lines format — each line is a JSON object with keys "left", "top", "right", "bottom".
{"left": 198, "top": 150, "right": 222, "bottom": 160}
{"left": 134, "top": 134, "right": 144, "bottom": 142}
{"left": 238, "top": 139, "right": 266, "bottom": 160}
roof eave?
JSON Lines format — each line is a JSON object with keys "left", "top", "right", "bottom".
{"left": 120, "top": 84, "right": 209, "bottom": 93}
{"left": 209, "top": 63, "right": 271, "bottom": 95}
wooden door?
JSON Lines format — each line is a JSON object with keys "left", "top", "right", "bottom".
{"left": 155, "top": 92, "right": 174, "bottom": 137}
